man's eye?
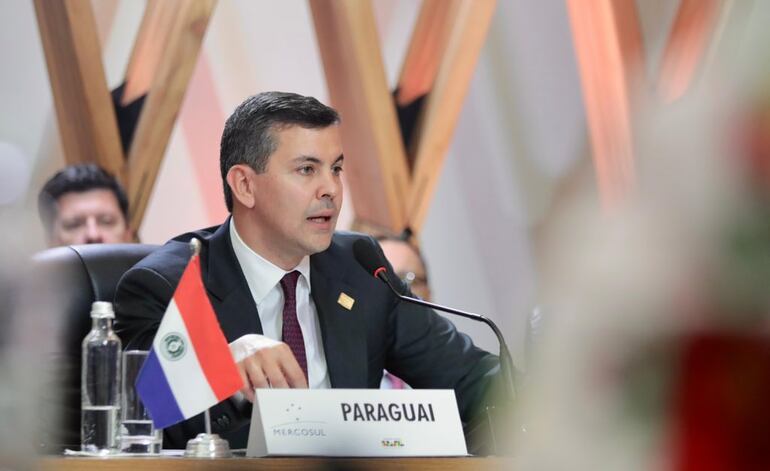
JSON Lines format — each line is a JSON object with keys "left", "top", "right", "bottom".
{"left": 62, "top": 219, "right": 84, "bottom": 231}
{"left": 298, "top": 166, "right": 315, "bottom": 175}
{"left": 332, "top": 165, "right": 344, "bottom": 176}
{"left": 97, "top": 215, "right": 118, "bottom": 227}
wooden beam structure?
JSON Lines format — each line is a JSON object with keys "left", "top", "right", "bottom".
{"left": 33, "top": 0, "right": 737, "bottom": 238}
{"left": 657, "top": 0, "right": 725, "bottom": 103}
{"left": 406, "top": 0, "right": 497, "bottom": 232}
{"left": 566, "top": 0, "right": 733, "bottom": 209}
{"left": 310, "top": 0, "right": 411, "bottom": 233}
{"left": 312, "top": 0, "right": 496, "bottom": 236}
{"left": 395, "top": 0, "right": 454, "bottom": 107}
{"left": 125, "top": 0, "right": 217, "bottom": 232}
{"left": 566, "top": 0, "right": 644, "bottom": 209}
{"left": 35, "top": 0, "right": 217, "bottom": 234}
{"left": 121, "top": 0, "right": 178, "bottom": 106}
{"left": 37, "top": 0, "right": 495, "bottom": 237}
{"left": 33, "top": 0, "right": 124, "bottom": 179}
{"left": 34, "top": 0, "right": 539, "bottom": 240}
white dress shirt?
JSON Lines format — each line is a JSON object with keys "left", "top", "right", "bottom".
{"left": 228, "top": 220, "right": 331, "bottom": 389}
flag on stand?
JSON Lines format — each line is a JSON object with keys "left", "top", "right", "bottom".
{"left": 136, "top": 241, "right": 242, "bottom": 429}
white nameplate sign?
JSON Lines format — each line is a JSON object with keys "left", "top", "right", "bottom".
{"left": 246, "top": 389, "right": 467, "bottom": 457}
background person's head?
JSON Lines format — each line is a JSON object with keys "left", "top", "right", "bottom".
{"left": 38, "top": 164, "right": 131, "bottom": 246}
{"left": 377, "top": 232, "right": 432, "bottom": 301}
{"left": 221, "top": 91, "right": 342, "bottom": 269}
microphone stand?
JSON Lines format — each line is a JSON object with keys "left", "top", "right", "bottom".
{"left": 375, "top": 270, "right": 517, "bottom": 455}
{"left": 374, "top": 270, "right": 517, "bottom": 406}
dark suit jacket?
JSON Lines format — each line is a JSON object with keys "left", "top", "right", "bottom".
{"left": 114, "top": 219, "right": 500, "bottom": 448}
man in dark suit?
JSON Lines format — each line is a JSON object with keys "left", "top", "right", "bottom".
{"left": 114, "top": 91, "right": 500, "bottom": 449}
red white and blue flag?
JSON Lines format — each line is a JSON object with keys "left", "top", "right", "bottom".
{"left": 135, "top": 247, "right": 242, "bottom": 429}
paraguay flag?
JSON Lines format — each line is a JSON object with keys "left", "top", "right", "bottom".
{"left": 135, "top": 242, "right": 242, "bottom": 429}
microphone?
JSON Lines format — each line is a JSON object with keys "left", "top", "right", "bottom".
{"left": 353, "top": 239, "right": 516, "bottom": 403}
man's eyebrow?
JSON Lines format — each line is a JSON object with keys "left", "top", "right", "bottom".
{"left": 290, "top": 155, "right": 344, "bottom": 165}
{"left": 291, "top": 156, "right": 322, "bottom": 164}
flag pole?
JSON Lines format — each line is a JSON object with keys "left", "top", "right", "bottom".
{"left": 182, "top": 237, "right": 233, "bottom": 458}
{"left": 190, "top": 238, "right": 202, "bottom": 257}
{"left": 204, "top": 409, "right": 212, "bottom": 435}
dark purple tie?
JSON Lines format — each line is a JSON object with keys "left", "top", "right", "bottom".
{"left": 280, "top": 271, "right": 307, "bottom": 380}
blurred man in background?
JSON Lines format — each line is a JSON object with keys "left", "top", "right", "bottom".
{"left": 377, "top": 231, "right": 432, "bottom": 301}
{"left": 38, "top": 163, "right": 133, "bottom": 246}
{"left": 376, "top": 231, "right": 431, "bottom": 390}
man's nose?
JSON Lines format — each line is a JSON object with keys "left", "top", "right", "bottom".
{"left": 318, "top": 171, "right": 340, "bottom": 200}
{"left": 84, "top": 218, "right": 104, "bottom": 244}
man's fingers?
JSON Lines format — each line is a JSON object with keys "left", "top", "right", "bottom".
{"left": 284, "top": 364, "right": 308, "bottom": 389}
{"left": 262, "top": 361, "right": 289, "bottom": 389}
{"left": 239, "top": 385, "right": 255, "bottom": 403}
{"left": 237, "top": 342, "right": 308, "bottom": 391}
{"left": 277, "top": 345, "right": 308, "bottom": 389}
{"left": 236, "top": 364, "right": 255, "bottom": 402}
{"left": 241, "top": 357, "right": 269, "bottom": 391}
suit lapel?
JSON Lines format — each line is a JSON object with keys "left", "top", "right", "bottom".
{"left": 198, "top": 222, "right": 367, "bottom": 387}
{"left": 311, "top": 257, "right": 367, "bottom": 388}
{"left": 201, "top": 219, "right": 263, "bottom": 340}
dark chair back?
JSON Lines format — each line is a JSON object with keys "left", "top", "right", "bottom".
{"left": 29, "top": 243, "right": 158, "bottom": 451}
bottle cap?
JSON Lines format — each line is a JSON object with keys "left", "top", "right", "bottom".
{"left": 90, "top": 301, "right": 115, "bottom": 319}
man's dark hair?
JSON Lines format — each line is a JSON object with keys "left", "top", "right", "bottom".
{"left": 220, "top": 91, "right": 340, "bottom": 212}
{"left": 37, "top": 163, "right": 129, "bottom": 233}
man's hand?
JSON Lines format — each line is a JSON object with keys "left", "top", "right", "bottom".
{"left": 229, "top": 334, "right": 308, "bottom": 402}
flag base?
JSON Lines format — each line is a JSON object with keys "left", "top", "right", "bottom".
{"left": 183, "top": 433, "right": 232, "bottom": 458}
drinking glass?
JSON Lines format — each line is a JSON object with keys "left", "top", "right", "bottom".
{"left": 119, "top": 350, "right": 162, "bottom": 453}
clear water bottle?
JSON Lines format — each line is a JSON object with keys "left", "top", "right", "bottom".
{"left": 81, "top": 301, "right": 121, "bottom": 454}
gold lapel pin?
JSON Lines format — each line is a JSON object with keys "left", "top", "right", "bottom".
{"left": 337, "top": 292, "right": 355, "bottom": 310}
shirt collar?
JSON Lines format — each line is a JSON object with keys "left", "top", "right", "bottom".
{"left": 229, "top": 218, "right": 311, "bottom": 303}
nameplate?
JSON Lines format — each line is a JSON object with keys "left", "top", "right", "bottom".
{"left": 246, "top": 389, "right": 467, "bottom": 457}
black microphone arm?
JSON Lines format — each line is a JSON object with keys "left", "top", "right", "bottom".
{"left": 374, "top": 269, "right": 517, "bottom": 403}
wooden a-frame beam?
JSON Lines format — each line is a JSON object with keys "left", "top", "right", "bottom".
{"left": 125, "top": 0, "right": 217, "bottom": 233}
{"left": 310, "top": 0, "right": 411, "bottom": 233}
{"left": 406, "top": 0, "right": 497, "bottom": 233}
{"left": 37, "top": 0, "right": 496, "bottom": 237}
{"left": 567, "top": 0, "right": 730, "bottom": 208}
{"left": 657, "top": 0, "right": 725, "bottom": 103}
{"left": 120, "top": 0, "right": 180, "bottom": 106}
{"left": 566, "top": 0, "right": 644, "bottom": 209}
{"left": 396, "top": 0, "right": 455, "bottom": 107}
{"left": 33, "top": 0, "right": 124, "bottom": 179}
{"left": 34, "top": 0, "right": 216, "bottom": 233}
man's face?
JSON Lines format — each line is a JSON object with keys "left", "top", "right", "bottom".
{"left": 379, "top": 239, "right": 431, "bottom": 301}
{"left": 243, "top": 125, "right": 343, "bottom": 268}
{"left": 50, "top": 189, "right": 132, "bottom": 246}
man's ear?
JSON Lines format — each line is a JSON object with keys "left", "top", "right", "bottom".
{"left": 226, "top": 165, "right": 257, "bottom": 209}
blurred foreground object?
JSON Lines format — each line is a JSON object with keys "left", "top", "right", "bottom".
{"left": 517, "top": 3, "right": 770, "bottom": 469}
{"left": 29, "top": 244, "right": 157, "bottom": 451}
{"left": 674, "top": 333, "right": 770, "bottom": 471}
{"left": 0, "top": 149, "right": 44, "bottom": 469}
{"left": 670, "top": 82, "right": 770, "bottom": 471}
